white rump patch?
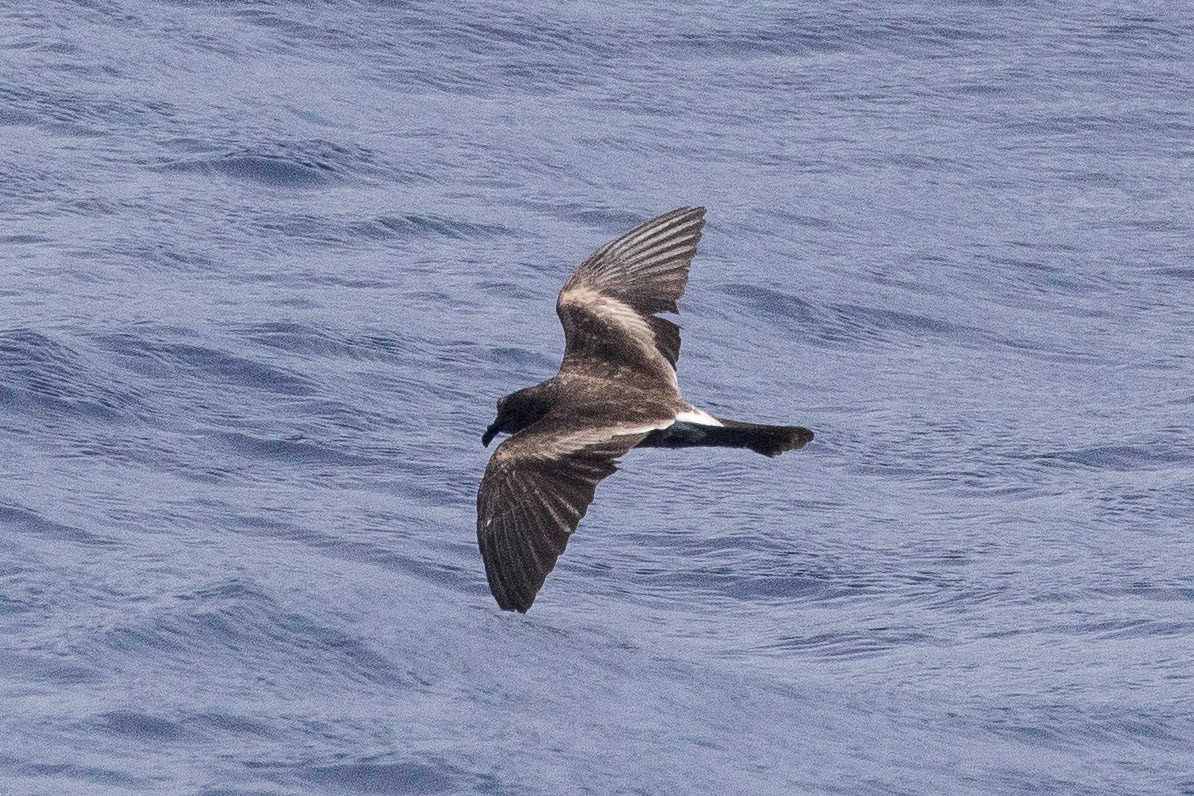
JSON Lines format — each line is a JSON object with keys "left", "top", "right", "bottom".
{"left": 674, "top": 408, "right": 723, "bottom": 427}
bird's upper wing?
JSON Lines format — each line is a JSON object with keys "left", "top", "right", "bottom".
{"left": 556, "top": 207, "right": 705, "bottom": 386}
{"left": 476, "top": 424, "right": 651, "bottom": 612}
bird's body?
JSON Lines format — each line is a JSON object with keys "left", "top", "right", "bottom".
{"left": 478, "top": 208, "right": 813, "bottom": 612}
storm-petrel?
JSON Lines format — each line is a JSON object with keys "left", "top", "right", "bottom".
{"left": 478, "top": 207, "right": 813, "bottom": 612}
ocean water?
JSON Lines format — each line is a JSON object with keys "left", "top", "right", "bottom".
{"left": 2, "top": 0, "right": 1192, "bottom": 793}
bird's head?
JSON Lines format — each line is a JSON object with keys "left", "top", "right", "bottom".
{"left": 482, "top": 385, "right": 553, "bottom": 447}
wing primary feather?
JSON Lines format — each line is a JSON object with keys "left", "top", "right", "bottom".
{"left": 556, "top": 208, "right": 705, "bottom": 377}
{"left": 476, "top": 432, "right": 647, "bottom": 611}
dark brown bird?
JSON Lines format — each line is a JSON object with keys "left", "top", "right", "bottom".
{"left": 478, "top": 207, "right": 813, "bottom": 612}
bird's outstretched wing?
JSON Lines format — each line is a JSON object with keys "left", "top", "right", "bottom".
{"left": 556, "top": 207, "right": 705, "bottom": 387}
{"left": 476, "top": 426, "right": 648, "bottom": 612}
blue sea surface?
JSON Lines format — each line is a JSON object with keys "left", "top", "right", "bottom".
{"left": 2, "top": 1, "right": 1193, "bottom": 793}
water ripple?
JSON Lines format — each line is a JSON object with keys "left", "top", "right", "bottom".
{"left": 0, "top": 329, "right": 142, "bottom": 421}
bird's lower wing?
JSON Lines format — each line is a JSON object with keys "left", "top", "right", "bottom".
{"left": 476, "top": 430, "right": 648, "bottom": 612}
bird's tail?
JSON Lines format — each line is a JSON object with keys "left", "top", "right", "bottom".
{"left": 638, "top": 418, "right": 813, "bottom": 458}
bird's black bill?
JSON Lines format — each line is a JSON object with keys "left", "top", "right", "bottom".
{"left": 481, "top": 423, "right": 500, "bottom": 447}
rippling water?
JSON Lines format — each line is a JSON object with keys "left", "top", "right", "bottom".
{"left": 3, "top": 1, "right": 1193, "bottom": 794}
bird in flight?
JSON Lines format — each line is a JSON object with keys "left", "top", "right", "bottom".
{"left": 478, "top": 207, "right": 813, "bottom": 612}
